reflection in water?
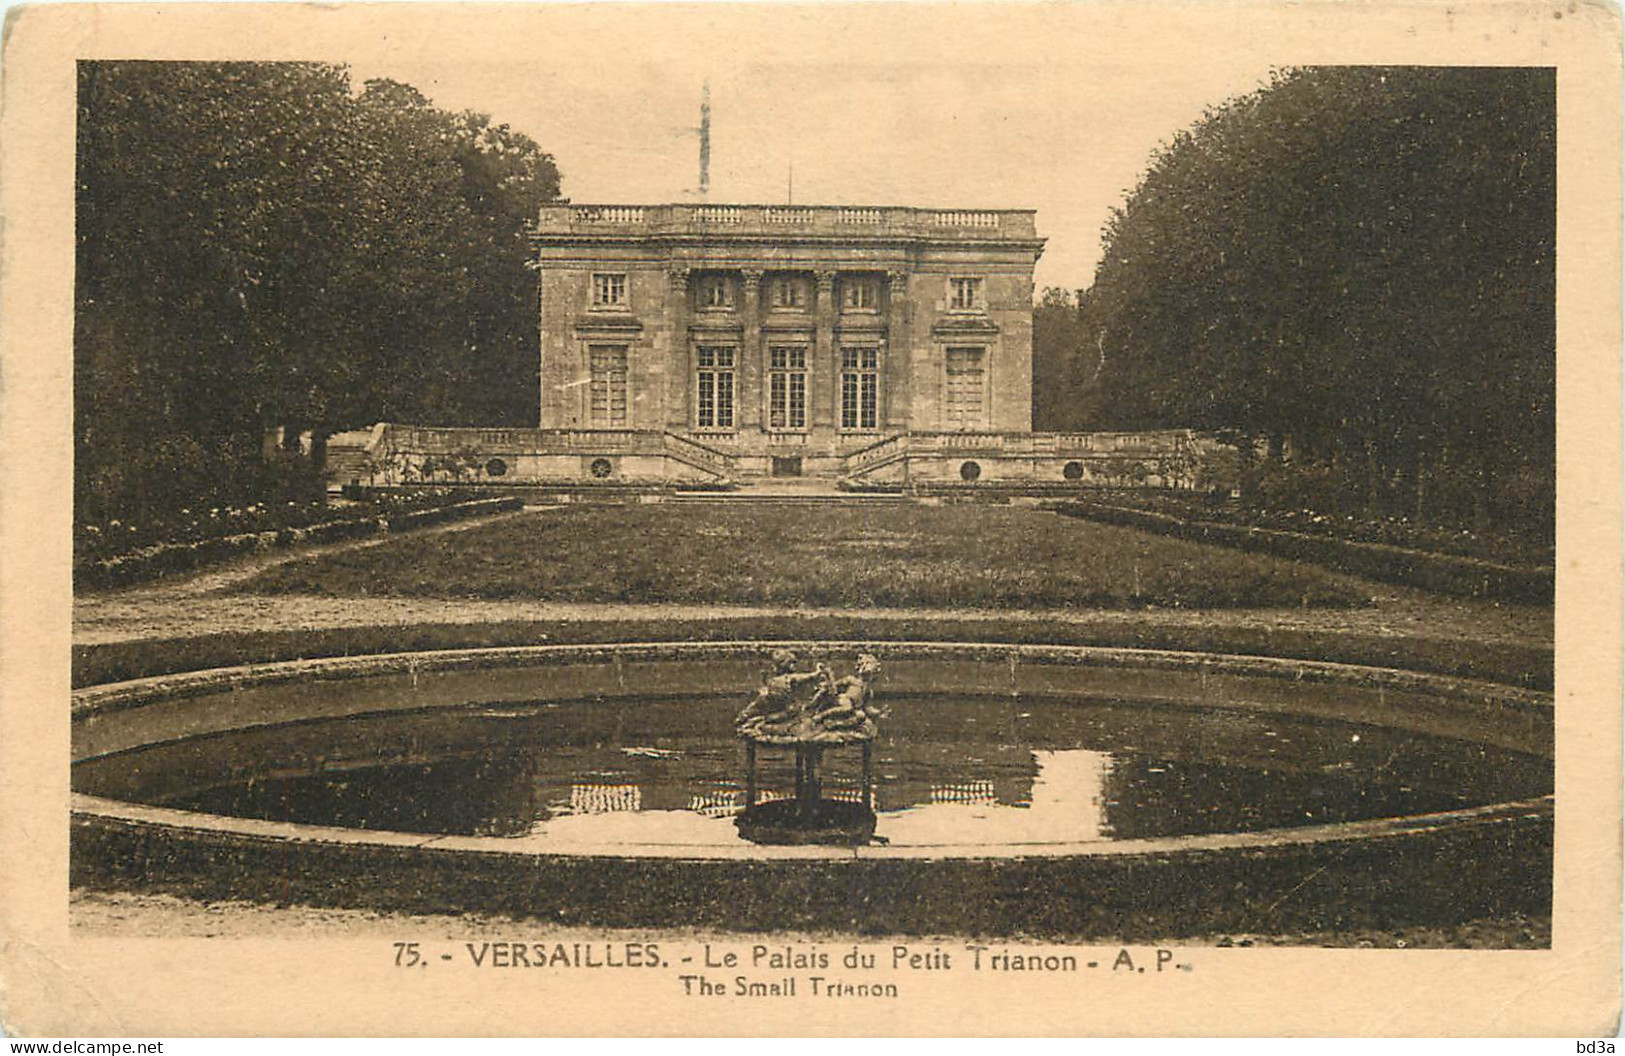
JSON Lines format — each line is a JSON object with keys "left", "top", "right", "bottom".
{"left": 76, "top": 695, "right": 1553, "bottom": 850}
{"left": 930, "top": 781, "right": 998, "bottom": 805}
{"left": 685, "top": 788, "right": 744, "bottom": 819}
{"left": 887, "top": 750, "right": 1112, "bottom": 844}
{"left": 567, "top": 783, "right": 642, "bottom": 815}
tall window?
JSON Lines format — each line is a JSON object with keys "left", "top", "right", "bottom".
{"left": 698, "top": 275, "right": 733, "bottom": 309}
{"left": 949, "top": 277, "right": 983, "bottom": 311}
{"left": 840, "top": 347, "right": 880, "bottom": 431}
{"left": 588, "top": 344, "right": 629, "bottom": 426}
{"left": 771, "top": 277, "right": 807, "bottom": 310}
{"left": 768, "top": 346, "right": 808, "bottom": 430}
{"left": 842, "top": 276, "right": 879, "bottom": 311}
{"left": 696, "top": 346, "right": 736, "bottom": 429}
{"left": 944, "top": 346, "right": 986, "bottom": 428}
{"left": 592, "top": 273, "right": 627, "bottom": 308}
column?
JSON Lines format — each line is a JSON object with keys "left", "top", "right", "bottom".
{"left": 665, "top": 266, "right": 691, "bottom": 431}
{"left": 885, "top": 269, "right": 911, "bottom": 432}
{"left": 740, "top": 269, "right": 764, "bottom": 433}
{"left": 812, "top": 270, "right": 837, "bottom": 431}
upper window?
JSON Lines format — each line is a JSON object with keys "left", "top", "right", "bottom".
{"left": 949, "top": 277, "right": 983, "bottom": 311}
{"left": 770, "top": 276, "right": 808, "bottom": 310}
{"left": 592, "top": 273, "right": 628, "bottom": 308}
{"left": 842, "top": 276, "right": 879, "bottom": 311}
{"left": 698, "top": 275, "right": 734, "bottom": 310}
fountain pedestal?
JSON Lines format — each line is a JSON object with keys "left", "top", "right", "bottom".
{"left": 733, "top": 652, "right": 883, "bottom": 845}
{"left": 737, "top": 731, "right": 877, "bottom": 845}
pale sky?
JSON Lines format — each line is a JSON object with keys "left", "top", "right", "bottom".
{"left": 349, "top": 8, "right": 1278, "bottom": 290}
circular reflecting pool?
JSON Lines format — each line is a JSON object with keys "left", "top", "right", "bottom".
{"left": 75, "top": 693, "right": 1551, "bottom": 852}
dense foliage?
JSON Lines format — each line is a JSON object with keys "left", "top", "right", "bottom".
{"left": 75, "top": 62, "right": 561, "bottom": 522}
{"left": 1032, "top": 287, "right": 1100, "bottom": 431}
{"left": 1079, "top": 67, "right": 1554, "bottom": 538}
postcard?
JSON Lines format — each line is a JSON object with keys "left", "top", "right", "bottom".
{"left": 1, "top": 0, "right": 1619, "bottom": 1037}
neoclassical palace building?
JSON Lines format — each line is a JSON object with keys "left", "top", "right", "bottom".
{"left": 531, "top": 203, "right": 1044, "bottom": 478}
{"left": 336, "top": 202, "right": 1206, "bottom": 492}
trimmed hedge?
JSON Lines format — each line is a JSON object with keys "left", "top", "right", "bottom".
{"left": 1052, "top": 502, "right": 1554, "bottom": 603}
{"left": 77, "top": 497, "right": 522, "bottom": 590}
{"left": 71, "top": 613, "right": 1553, "bottom": 690}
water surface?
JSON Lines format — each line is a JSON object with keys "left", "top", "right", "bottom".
{"left": 75, "top": 695, "right": 1552, "bottom": 849}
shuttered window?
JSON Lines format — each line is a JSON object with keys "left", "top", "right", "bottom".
{"left": 944, "top": 347, "right": 986, "bottom": 428}
{"left": 588, "top": 345, "right": 629, "bottom": 426}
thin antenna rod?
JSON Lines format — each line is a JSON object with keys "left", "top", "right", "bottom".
{"left": 698, "top": 81, "right": 711, "bottom": 199}
{"left": 787, "top": 160, "right": 793, "bottom": 205}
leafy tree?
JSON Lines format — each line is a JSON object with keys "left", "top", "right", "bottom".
{"left": 1033, "top": 286, "right": 1122, "bottom": 432}
{"left": 1032, "top": 287, "right": 1103, "bottom": 431}
{"left": 75, "top": 62, "right": 562, "bottom": 521}
{"left": 1082, "top": 67, "right": 1554, "bottom": 535}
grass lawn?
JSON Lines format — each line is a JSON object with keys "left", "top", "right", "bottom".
{"left": 240, "top": 504, "right": 1367, "bottom": 610}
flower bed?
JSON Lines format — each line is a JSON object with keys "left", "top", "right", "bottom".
{"left": 1051, "top": 501, "right": 1553, "bottom": 604}
{"left": 76, "top": 490, "right": 494, "bottom": 566}
{"left": 77, "top": 495, "right": 521, "bottom": 590}
{"left": 1091, "top": 491, "right": 1552, "bottom": 566}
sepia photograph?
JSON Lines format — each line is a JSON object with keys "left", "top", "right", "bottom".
{"left": 2, "top": 0, "right": 1619, "bottom": 1038}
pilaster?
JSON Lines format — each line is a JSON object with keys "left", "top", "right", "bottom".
{"left": 741, "top": 269, "right": 764, "bottom": 431}
{"left": 885, "top": 269, "right": 911, "bottom": 431}
{"left": 666, "top": 266, "right": 691, "bottom": 431}
{"left": 812, "top": 270, "right": 836, "bottom": 429}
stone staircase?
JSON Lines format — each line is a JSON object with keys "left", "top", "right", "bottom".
{"left": 670, "top": 478, "right": 909, "bottom": 505}
{"left": 322, "top": 431, "right": 379, "bottom": 492}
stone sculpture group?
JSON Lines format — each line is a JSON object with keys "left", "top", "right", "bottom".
{"left": 734, "top": 650, "right": 884, "bottom": 745}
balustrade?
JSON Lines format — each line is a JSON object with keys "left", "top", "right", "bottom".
{"left": 933, "top": 211, "right": 999, "bottom": 228}
{"left": 844, "top": 434, "right": 909, "bottom": 470}
{"left": 663, "top": 431, "right": 737, "bottom": 476}
{"left": 533, "top": 204, "right": 1033, "bottom": 238}
{"left": 542, "top": 429, "right": 649, "bottom": 452}
{"left": 696, "top": 206, "right": 744, "bottom": 225}
{"left": 936, "top": 432, "right": 1005, "bottom": 450}
{"left": 575, "top": 206, "right": 645, "bottom": 224}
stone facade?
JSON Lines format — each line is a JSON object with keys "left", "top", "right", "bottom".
{"left": 531, "top": 204, "right": 1045, "bottom": 477}
{"left": 330, "top": 204, "right": 1221, "bottom": 493}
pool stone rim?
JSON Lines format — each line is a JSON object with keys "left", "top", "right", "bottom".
{"left": 71, "top": 639, "right": 1554, "bottom": 937}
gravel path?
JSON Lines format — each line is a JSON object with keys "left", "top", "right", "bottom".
{"left": 72, "top": 505, "right": 1551, "bottom": 649}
